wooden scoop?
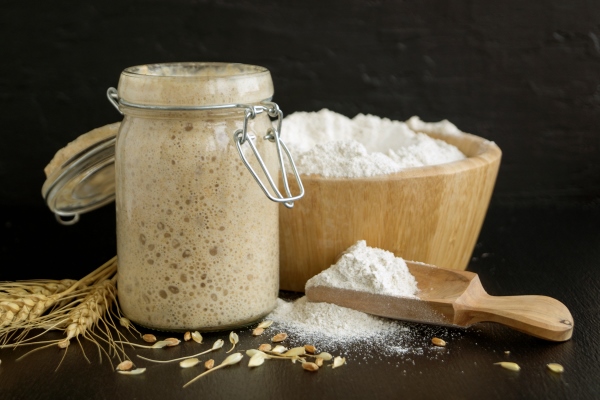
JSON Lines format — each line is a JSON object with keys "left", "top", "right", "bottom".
{"left": 305, "top": 262, "right": 573, "bottom": 342}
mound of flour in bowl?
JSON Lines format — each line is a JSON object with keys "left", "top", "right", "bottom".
{"left": 282, "top": 109, "right": 466, "bottom": 178}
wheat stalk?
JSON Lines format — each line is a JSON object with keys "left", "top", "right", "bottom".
{"left": 0, "top": 257, "right": 117, "bottom": 336}
{"left": 1, "top": 265, "right": 101, "bottom": 342}
{"left": 0, "top": 257, "right": 140, "bottom": 370}
{"left": 0, "top": 279, "right": 75, "bottom": 331}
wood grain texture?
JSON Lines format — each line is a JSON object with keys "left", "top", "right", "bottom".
{"left": 279, "top": 132, "right": 501, "bottom": 291}
{"left": 306, "top": 261, "right": 574, "bottom": 342}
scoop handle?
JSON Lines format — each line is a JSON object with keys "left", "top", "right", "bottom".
{"left": 455, "top": 293, "right": 574, "bottom": 341}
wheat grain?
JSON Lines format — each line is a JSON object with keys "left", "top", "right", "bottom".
{"left": 0, "top": 257, "right": 140, "bottom": 371}
{"left": 494, "top": 361, "right": 521, "bottom": 371}
{"left": 63, "top": 279, "right": 114, "bottom": 341}
{"left": 0, "top": 257, "right": 117, "bottom": 342}
{"left": 302, "top": 362, "right": 319, "bottom": 372}
{"left": 332, "top": 356, "right": 347, "bottom": 369}
{"left": 226, "top": 331, "right": 239, "bottom": 353}
{"left": 183, "top": 353, "right": 243, "bottom": 388}
{"left": 271, "top": 332, "right": 287, "bottom": 342}
{"left": 180, "top": 358, "right": 200, "bottom": 368}
{"left": 142, "top": 334, "right": 157, "bottom": 343}
{"left": 136, "top": 338, "right": 225, "bottom": 364}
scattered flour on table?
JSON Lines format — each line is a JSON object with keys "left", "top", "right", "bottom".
{"left": 266, "top": 296, "right": 459, "bottom": 361}
{"left": 282, "top": 109, "right": 466, "bottom": 178}
{"left": 305, "top": 240, "right": 419, "bottom": 298}
{"left": 264, "top": 241, "right": 451, "bottom": 360}
{"left": 268, "top": 296, "right": 405, "bottom": 344}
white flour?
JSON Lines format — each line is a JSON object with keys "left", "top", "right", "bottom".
{"left": 305, "top": 240, "right": 419, "bottom": 297}
{"left": 267, "top": 296, "right": 405, "bottom": 344}
{"left": 265, "top": 241, "right": 433, "bottom": 357}
{"left": 266, "top": 296, "right": 458, "bottom": 360}
{"left": 282, "top": 109, "right": 466, "bottom": 178}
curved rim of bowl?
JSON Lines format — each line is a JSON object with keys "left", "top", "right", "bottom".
{"left": 296, "top": 131, "right": 502, "bottom": 181}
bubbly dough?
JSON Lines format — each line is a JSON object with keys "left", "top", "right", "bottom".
{"left": 115, "top": 112, "right": 280, "bottom": 331}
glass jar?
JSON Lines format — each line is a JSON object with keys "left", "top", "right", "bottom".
{"left": 110, "top": 62, "right": 302, "bottom": 331}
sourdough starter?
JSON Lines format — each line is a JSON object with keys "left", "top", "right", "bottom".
{"left": 114, "top": 63, "right": 280, "bottom": 331}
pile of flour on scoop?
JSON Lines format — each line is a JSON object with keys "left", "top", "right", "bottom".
{"left": 306, "top": 240, "right": 418, "bottom": 297}
{"left": 267, "top": 241, "right": 420, "bottom": 349}
{"left": 282, "top": 109, "right": 466, "bottom": 178}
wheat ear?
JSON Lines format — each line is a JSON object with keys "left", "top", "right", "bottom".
{"left": 0, "top": 257, "right": 117, "bottom": 343}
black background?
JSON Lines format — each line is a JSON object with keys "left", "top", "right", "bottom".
{"left": 1, "top": 0, "right": 599, "bottom": 208}
{"left": 1, "top": 1, "right": 599, "bottom": 399}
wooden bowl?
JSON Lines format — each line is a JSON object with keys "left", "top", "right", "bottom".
{"left": 279, "top": 131, "right": 502, "bottom": 292}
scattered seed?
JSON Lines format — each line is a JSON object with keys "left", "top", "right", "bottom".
{"left": 271, "top": 345, "right": 287, "bottom": 354}
{"left": 223, "top": 353, "right": 244, "bottom": 366}
{"left": 547, "top": 363, "right": 564, "bottom": 373}
{"left": 184, "top": 331, "right": 192, "bottom": 341}
{"left": 315, "top": 358, "right": 324, "bottom": 367}
{"left": 164, "top": 338, "right": 181, "bottom": 347}
{"left": 183, "top": 353, "right": 244, "bottom": 388}
{"left": 315, "top": 352, "right": 333, "bottom": 361}
{"left": 258, "top": 344, "right": 272, "bottom": 352}
{"left": 494, "top": 362, "right": 521, "bottom": 371}
{"left": 257, "top": 320, "right": 273, "bottom": 329}
{"left": 504, "top": 350, "right": 510, "bottom": 355}
{"left": 138, "top": 338, "right": 225, "bottom": 364}
{"left": 332, "top": 356, "right": 346, "bottom": 369}
{"left": 191, "top": 331, "right": 203, "bottom": 344}
{"left": 1, "top": 302, "right": 19, "bottom": 313}
{"left": 302, "top": 362, "right": 319, "bottom": 372}
{"left": 283, "top": 347, "right": 306, "bottom": 357}
{"left": 226, "top": 331, "right": 239, "bottom": 353}
{"left": 117, "top": 368, "right": 146, "bottom": 375}
{"left": 247, "top": 349, "right": 303, "bottom": 363}
{"left": 248, "top": 352, "right": 266, "bottom": 367}
{"left": 431, "top": 337, "right": 446, "bottom": 347}
{"left": 212, "top": 339, "right": 225, "bottom": 350}
{"left": 180, "top": 358, "right": 200, "bottom": 368}
{"left": 204, "top": 359, "right": 214, "bottom": 369}
{"left": 304, "top": 344, "right": 317, "bottom": 354}
{"left": 271, "top": 333, "right": 288, "bottom": 343}
{"left": 246, "top": 349, "right": 264, "bottom": 358}
{"left": 151, "top": 340, "right": 170, "bottom": 349}
{"left": 143, "top": 334, "right": 157, "bottom": 343}
{"left": 116, "top": 360, "right": 134, "bottom": 371}
{"left": 252, "top": 327, "right": 265, "bottom": 336}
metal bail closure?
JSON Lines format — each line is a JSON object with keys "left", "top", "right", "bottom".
{"left": 233, "top": 103, "right": 304, "bottom": 209}
{"left": 106, "top": 87, "right": 123, "bottom": 115}
{"left": 105, "top": 89, "right": 303, "bottom": 208}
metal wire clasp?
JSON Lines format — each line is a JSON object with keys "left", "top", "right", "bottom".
{"left": 106, "top": 88, "right": 304, "bottom": 208}
{"left": 233, "top": 102, "right": 304, "bottom": 208}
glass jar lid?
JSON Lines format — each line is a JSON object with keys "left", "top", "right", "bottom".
{"left": 41, "top": 123, "right": 119, "bottom": 225}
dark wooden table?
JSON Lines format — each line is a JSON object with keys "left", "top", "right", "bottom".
{"left": 1, "top": 203, "right": 599, "bottom": 399}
